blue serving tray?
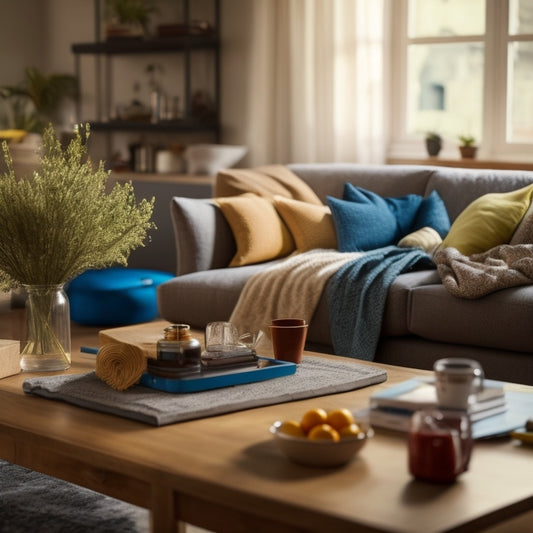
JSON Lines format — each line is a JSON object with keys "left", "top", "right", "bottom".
{"left": 139, "top": 356, "right": 297, "bottom": 393}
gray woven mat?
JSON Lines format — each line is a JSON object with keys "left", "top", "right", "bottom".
{"left": 23, "top": 356, "right": 387, "bottom": 426}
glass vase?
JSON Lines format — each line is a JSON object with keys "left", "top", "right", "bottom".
{"left": 20, "top": 284, "right": 71, "bottom": 372}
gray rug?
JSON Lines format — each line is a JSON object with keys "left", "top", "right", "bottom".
{"left": 0, "top": 460, "right": 149, "bottom": 533}
{"left": 23, "top": 356, "right": 387, "bottom": 426}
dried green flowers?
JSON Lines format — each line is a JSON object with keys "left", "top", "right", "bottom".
{"left": 0, "top": 124, "right": 155, "bottom": 289}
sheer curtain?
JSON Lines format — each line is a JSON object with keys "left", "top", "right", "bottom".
{"left": 240, "top": 0, "right": 387, "bottom": 166}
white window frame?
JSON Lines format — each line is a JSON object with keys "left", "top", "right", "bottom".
{"left": 387, "top": 0, "right": 533, "bottom": 162}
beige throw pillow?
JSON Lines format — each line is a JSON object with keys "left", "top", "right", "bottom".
{"left": 216, "top": 165, "right": 322, "bottom": 205}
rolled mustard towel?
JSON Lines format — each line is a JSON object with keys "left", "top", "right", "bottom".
{"left": 95, "top": 342, "right": 147, "bottom": 391}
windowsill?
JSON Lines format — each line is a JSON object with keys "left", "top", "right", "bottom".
{"left": 386, "top": 157, "right": 533, "bottom": 172}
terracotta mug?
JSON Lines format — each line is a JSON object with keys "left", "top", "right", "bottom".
{"left": 269, "top": 318, "right": 308, "bottom": 364}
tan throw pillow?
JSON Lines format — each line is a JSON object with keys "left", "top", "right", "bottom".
{"left": 274, "top": 196, "right": 337, "bottom": 252}
{"left": 397, "top": 227, "right": 442, "bottom": 255}
{"left": 439, "top": 184, "right": 533, "bottom": 255}
{"left": 215, "top": 165, "right": 322, "bottom": 205}
{"left": 217, "top": 194, "right": 295, "bottom": 267}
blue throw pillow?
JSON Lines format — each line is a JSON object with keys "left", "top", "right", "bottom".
{"left": 327, "top": 195, "right": 398, "bottom": 252}
{"left": 410, "top": 190, "right": 451, "bottom": 238}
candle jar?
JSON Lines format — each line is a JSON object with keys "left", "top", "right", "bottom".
{"left": 156, "top": 324, "right": 201, "bottom": 375}
{"left": 408, "top": 409, "right": 473, "bottom": 483}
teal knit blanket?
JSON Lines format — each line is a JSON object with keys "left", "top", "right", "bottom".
{"left": 328, "top": 246, "right": 434, "bottom": 360}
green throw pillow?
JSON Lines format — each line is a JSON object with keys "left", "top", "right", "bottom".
{"left": 440, "top": 184, "right": 533, "bottom": 255}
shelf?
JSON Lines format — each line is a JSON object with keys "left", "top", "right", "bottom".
{"left": 387, "top": 157, "right": 533, "bottom": 172}
{"left": 71, "top": 34, "right": 218, "bottom": 55}
{"left": 88, "top": 118, "right": 219, "bottom": 133}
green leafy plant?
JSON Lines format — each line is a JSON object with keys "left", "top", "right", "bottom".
{"left": 0, "top": 67, "right": 78, "bottom": 133}
{"left": 458, "top": 135, "right": 476, "bottom": 147}
{"left": 0, "top": 123, "right": 155, "bottom": 290}
{"left": 105, "top": 0, "right": 158, "bottom": 35}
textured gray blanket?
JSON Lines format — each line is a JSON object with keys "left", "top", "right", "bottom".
{"left": 435, "top": 244, "right": 533, "bottom": 298}
{"left": 23, "top": 355, "right": 387, "bottom": 426}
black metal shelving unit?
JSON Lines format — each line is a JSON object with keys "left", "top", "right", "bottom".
{"left": 71, "top": 0, "right": 221, "bottom": 156}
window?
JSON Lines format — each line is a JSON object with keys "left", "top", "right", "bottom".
{"left": 389, "top": 0, "right": 533, "bottom": 161}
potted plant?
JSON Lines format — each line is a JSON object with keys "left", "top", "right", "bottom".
{"left": 105, "top": 0, "right": 158, "bottom": 39}
{"left": 0, "top": 66, "right": 78, "bottom": 134}
{"left": 425, "top": 132, "right": 442, "bottom": 157}
{"left": 458, "top": 135, "right": 478, "bottom": 159}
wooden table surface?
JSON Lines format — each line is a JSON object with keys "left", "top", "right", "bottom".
{"left": 0, "top": 321, "right": 532, "bottom": 533}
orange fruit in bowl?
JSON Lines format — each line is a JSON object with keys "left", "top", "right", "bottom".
{"left": 308, "top": 423, "right": 340, "bottom": 442}
{"left": 326, "top": 408, "right": 356, "bottom": 431}
{"left": 278, "top": 420, "right": 306, "bottom": 438}
{"left": 339, "top": 423, "right": 361, "bottom": 439}
{"left": 300, "top": 408, "right": 328, "bottom": 434}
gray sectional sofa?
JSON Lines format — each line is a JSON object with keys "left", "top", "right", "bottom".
{"left": 157, "top": 163, "right": 533, "bottom": 385}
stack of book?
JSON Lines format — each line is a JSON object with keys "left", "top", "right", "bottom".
{"left": 368, "top": 377, "right": 506, "bottom": 432}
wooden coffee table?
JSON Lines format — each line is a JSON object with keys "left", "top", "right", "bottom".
{"left": 0, "top": 320, "right": 532, "bottom": 532}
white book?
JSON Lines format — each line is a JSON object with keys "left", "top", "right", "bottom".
{"left": 369, "top": 377, "right": 505, "bottom": 414}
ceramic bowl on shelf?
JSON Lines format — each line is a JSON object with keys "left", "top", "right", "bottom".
{"left": 183, "top": 144, "right": 247, "bottom": 176}
{"left": 270, "top": 420, "right": 373, "bottom": 467}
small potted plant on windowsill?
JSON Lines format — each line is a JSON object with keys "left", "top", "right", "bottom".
{"left": 458, "top": 135, "right": 478, "bottom": 159}
{"left": 425, "top": 132, "right": 442, "bottom": 157}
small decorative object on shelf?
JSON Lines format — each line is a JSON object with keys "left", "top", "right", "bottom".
{"left": 458, "top": 135, "right": 478, "bottom": 159}
{"left": 425, "top": 132, "right": 442, "bottom": 157}
{"left": 0, "top": 124, "right": 155, "bottom": 372}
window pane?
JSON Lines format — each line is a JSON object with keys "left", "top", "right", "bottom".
{"left": 408, "top": 0, "right": 485, "bottom": 38}
{"left": 509, "top": 0, "right": 533, "bottom": 35}
{"left": 407, "top": 43, "right": 484, "bottom": 140}
{"left": 508, "top": 42, "right": 533, "bottom": 142}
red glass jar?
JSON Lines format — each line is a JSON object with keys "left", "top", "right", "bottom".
{"left": 408, "top": 409, "right": 473, "bottom": 483}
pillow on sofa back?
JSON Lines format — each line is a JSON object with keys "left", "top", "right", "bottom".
{"left": 171, "top": 197, "right": 236, "bottom": 275}
{"left": 440, "top": 183, "right": 533, "bottom": 255}
{"left": 217, "top": 193, "right": 295, "bottom": 267}
{"left": 411, "top": 190, "right": 451, "bottom": 238}
{"left": 273, "top": 196, "right": 337, "bottom": 251}
{"left": 327, "top": 184, "right": 422, "bottom": 251}
{"left": 215, "top": 165, "right": 323, "bottom": 205}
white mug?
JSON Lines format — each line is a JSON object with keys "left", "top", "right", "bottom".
{"left": 433, "top": 358, "right": 484, "bottom": 410}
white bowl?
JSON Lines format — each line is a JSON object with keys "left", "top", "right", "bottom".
{"left": 184, "top": 144, "right": 247, "bottom": 176}
{"left": 270, "top": 420, "right": 373, "bottom": 467}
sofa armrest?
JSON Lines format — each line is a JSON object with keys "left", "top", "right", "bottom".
{"left": 170, "top": 197, "right": 236, "bottom": 276}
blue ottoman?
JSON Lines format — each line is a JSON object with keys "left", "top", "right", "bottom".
{"left": 67, "top": 268, "right": 174, "bottom": 326}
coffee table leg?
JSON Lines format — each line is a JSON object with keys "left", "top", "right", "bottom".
{"left": 151, "top": 485, "right": 180, "bottom": 533}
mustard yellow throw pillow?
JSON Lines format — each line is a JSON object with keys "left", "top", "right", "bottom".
{"left": 440, "top": 184, "right": 533, "bottom": 255}
{"left": 217, "top": 194, "right": 295, "bottom": 267}
{"left": 274, "top": 196, "right": 337, "bottom": 252}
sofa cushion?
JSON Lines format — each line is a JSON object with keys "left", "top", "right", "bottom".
{"left": 408, "top": 282, "right": 533, "bottom": 353}
{"left": 424, "top": 167, "right": 533, "bottom": 221}
{"left": 217, "top": 194, "right": 295, "bottom": 266}
{"left": 511, "top": 200, "right": 533, "bottom": 244}
{"left": 289, "top": 163, "right": 433, "bottom": 203}
{"left": 273, "top": 196, "right": 337, "bottom": 252}
{"left": 440, "top": 184, "right": 533, "bottom": 255}
{"left": 216, "top": 165, "right": 322, "bottom": 204}
{"left": 157, "top": 261, "right": 283, "bottom": 328}
{"left": 171, "top": 197, "right": 236, "bottom": 275}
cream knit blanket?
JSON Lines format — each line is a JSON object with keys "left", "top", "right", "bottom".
{"left": 435, "top": 244, "right": 533, "bottom": 298}
{"left": 229, "top": 250, "right": 362, "bottom": 346}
